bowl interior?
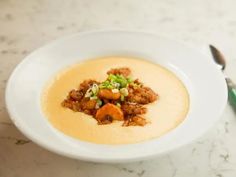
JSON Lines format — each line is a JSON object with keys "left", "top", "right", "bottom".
{"left": 6, "top": 31, "right": 227, "bottom": 162}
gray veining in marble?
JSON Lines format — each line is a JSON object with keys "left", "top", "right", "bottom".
{"left": 0, "top": 0, "right": 236, "bottom": 176}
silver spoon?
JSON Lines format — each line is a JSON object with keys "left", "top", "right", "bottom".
{"left": 209, "top": 45, "right": 236, "bottom": 109}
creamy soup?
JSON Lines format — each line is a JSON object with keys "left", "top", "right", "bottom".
{"left": 42, "top": 57, "right": 189, "bottom": 144}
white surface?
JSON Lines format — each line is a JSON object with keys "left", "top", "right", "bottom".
{"left": 5, "top": 31, "right": 227, "bottom": 162}
{"left": 0, "top": 0, "right": 236, "bottom": 176}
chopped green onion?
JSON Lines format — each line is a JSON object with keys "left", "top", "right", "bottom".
{"left": 99, "top": 79, "right": 115, "bottom": 89}
{"left": 108, "top": 74, "right": 117, "bottom": 81}
{"left": 127, "top": 77, "right": 133, "bottom": 83}
{"left": 112, "top": 89, "right": 119, "bottom": 93}
{"left": 85, "top": 88, "right": 93, "bottom": 97}
{"left": 90, "top": 96, "right": 98, "bottom": 100}
{"left": 119, "top": 80, "right": 128, "bottom": 88}
{"left": 112, "top": 82, "right": 120, "bottom": 88}
{"left": 116, "top": 103, "right": 121, "bottom": 107}
{"left": 120, "top": 95, "right": 125, "bottom": 101}
{"left": 95, "top": 99, "right": 103, "bottom": 109}
{"left": 120, "top": 88, "right": 129, "bottom": 96}
{"left": 107, "top": 74, "right": 128, "bottom": 88}
{"left": 107, "top": 85, "right": 113, "bottom": 89}
{"left": 97, "top": 99, "right": 102, "bottom": 106}
{"left": 99, "top": 85, "right": 105, "bottom": 89}
{"left": 99, "top": 74, "right": 134, "bottom": 90}
{"left": 91, "top": 84, "right": 99, "bottom": 95}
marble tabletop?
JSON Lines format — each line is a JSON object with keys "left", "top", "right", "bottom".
{"left": 1, "top": 0, "right": 236, "bottom": 176}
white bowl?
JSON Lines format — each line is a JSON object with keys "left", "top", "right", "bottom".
{"left": 5, "top": 30, "right": 227, "bottom": 163}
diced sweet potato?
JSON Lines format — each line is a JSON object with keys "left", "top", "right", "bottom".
{"left": 98, "top": 89, "right": 121, "bottom": 100}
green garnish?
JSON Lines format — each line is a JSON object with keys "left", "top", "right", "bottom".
{"left": 85, "top": 88, "right": 93, "bottom": 97}
{"left": 108, "top": 74, "right": 117, "bottom": 81}
{"left": 85, "top": 84, "right": 99, "bottom": 99}
{"left": 111, "top": 88, "right": 119, "bottom": 93}
{"left": 116, "top": 102, "right": 121, "bottom": 107}
{"left": 90, "top": 96, "right": 98, "bottom": 100}
{"left": 97, "top": 99, "right": 102, "bottom": 106}
{"left": 127, "top": 77, "right": 133, "bottom": 83}
{"left": 120, "top": 95, "right": 125, "bottom": 101}
{"left": 98, "top": 74, "right": 133, "bottom": 101}
{"left": 95, "top": 99, "right": 103, "bottom": 109}
{"left": 99, "top": 80, "right": 114, "bottom": 89}
{"left": 120, "top": 88, "right": 128, "bottom": 96}
{"left": 107, "top": 74, "right": 130, "bottom": 88}
{"left": 91, "top": 84, "right": 99, "bottom": 94}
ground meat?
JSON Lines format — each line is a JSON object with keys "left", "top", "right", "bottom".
{"left": 62, "top": 95, "right": 97, "bottom": 115}
{"left": 127, "top": 86, "right": 158, "bottom": 104}
{"left": 107, "top": 67, "right": 131, "bottom": 77}
{"left": 61, "top": 99, "right": 75, "bottom": 110}
{"left": 83, "top": 109, "right": 97, "bottom": 117}
{"left": 80, "top": 98, "right": 97, "bottom": 110}
{"left": 62, "top": 80, "right": 100, "bottom": 115}
{"left": 68, "top": 89, "right": 83, "bottom": 101}
{"left": 133, "top": 79, "right": 143, "bottom": 86}
{"left": 123, "top": 116, "right": 147, "bottom": 126}
{"left": 62, "top": 99, "right": 80, "bottom": 112}
{"left": 121, "top": 103, "right": 147, "bottom": 116}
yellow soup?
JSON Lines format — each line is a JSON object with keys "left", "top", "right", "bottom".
{"left": 42, "top": 57, "right": 189, "bottom": 144}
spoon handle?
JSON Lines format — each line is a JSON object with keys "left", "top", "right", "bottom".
{"left": 226, "top": 78, "right": 236, "bottom": 108}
